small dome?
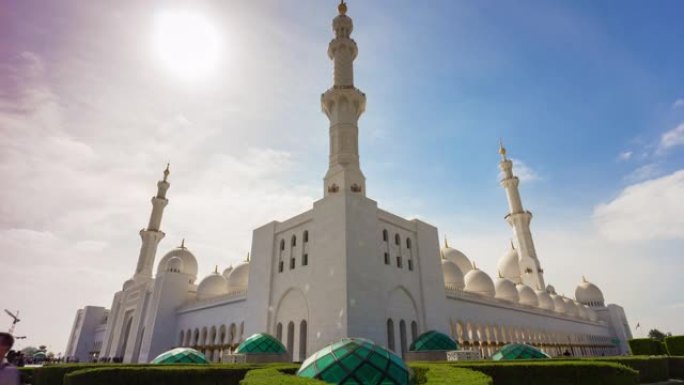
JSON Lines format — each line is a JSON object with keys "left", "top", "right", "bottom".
{"left": 151, "top": 347, "right": 208, "bottom": 364}
{"left": 222, "top": 266, "right": 233, "bottom": 279}
{"left": 298, "top": 338, "right": 410, "bottom": 385}
{"left": 562, "top": 297, "right": 579, "bottom": 317}
{"left": 464, "top": 266, "right": 495, "bottom": 297}
{"left": 157, "top": 244, "right": 198, "bottom": 282}
{"left": 440, "top": 242, "right": 472, "bottom": 274}
{"left": 516, "top": 284, "right": 539, "bottom": 307}
{"left": 492, "top": 343, "right": 550, "bottom": 361}
{"left": 497, "top": 244, "right": 521, "bottom": 283}
{"left": 122, "top": 279, "right": 135, "bottom": 291}
{"left": 236, "top": 333, "right": 287, "bottom": 355}
{"left": 197, "top": 272, "right": 228, "bottom": 301}
{"left": 575, "top": 277, "right": 605, "bottom": 307}
{"left": 409, "top": 330, "right": 459, "bottom": 352}
{"left": 494, "top": 278, "right": 519, "bottom": 303}
{"left": 227, "top": 261, "right": 250, "bottom": 292}
{"left": 167, "top": 256, "right": 184, "bottom": 273}
{"left": 535, "top": 289, "right": 555, "bottom": 311}
{"left": 546, "top": 284, "right": 557, "bottom": 294}
{"left": 550, "top": 293, "right": 566, "bottom": 313}
{"left": 441, "top": 260, "right": 464, "bottom": 290}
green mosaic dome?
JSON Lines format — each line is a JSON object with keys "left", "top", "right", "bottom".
{"left": 151, "top": 347, "right": 209, "bottom": 364}
{"left": 409, "top": 330, "right": 459, "bottom": 352}
{"left": 235, "top": 333, "right": 287, "bottom": 355}
{"left": 491, "top": 343, "right": 550, "bottom": 361}
{"left": 297, "top": 338, "right": 411, "bottom": 385}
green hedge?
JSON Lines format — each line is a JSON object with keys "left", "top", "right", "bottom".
{"left": 450, "top": 361, "right": 638, "bottom": 385}
{"left": 670, "top": 357, "right": 684, "bottom": 380}
{"left": 628, "top": 338, "right": 669, "bottom": 355}
{"left": 240, "top": 367, "right": 328, "bottom": 385}
{"left": 666, "top": 336, "right": 684, "bottom": 356}
{"left": 410, "top": 364, "right": 492, "bottom": 385}
{"left": 63, "top": 365, "right": 297, "bottom": 385}
{"left": 577, "top": 356, "right": 669, "bottom": 383}
{"left": 19, "top": 367, "right": 35, "bottom": 385}
{"left": 34, "top": 364, "right": 119, "bottom": 385}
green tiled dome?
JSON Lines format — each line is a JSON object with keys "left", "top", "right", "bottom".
{"left": 151, "top": 347, "right": 209, "bottom": 364}
{"left": 235, "top": 333, "right": 287, "bottom": 355}
{"left": 491, "top": 343, "right": 550, "bottom": 360}
{"left": 297, "top": 338, "right": 411, "bottom": 385}
{"left": 409, "top": 330, "right": 458, "bottom": 352}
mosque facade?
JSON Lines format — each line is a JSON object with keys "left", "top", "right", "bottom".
{"left": 65, "top": 3, "right": 632, "bottom": 364}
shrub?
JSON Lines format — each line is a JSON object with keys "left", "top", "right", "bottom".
{"left": 628, "top": 338, "right": 669, "bottom": 355}
{"left": 33, "top": 364, "right": 118, "bottom": 385}
{"left": 450, "top": 361, "right": 638, "bottom": 385}
{"left": 240, "top": 367, "right": 328, "bottom": 384}
{"left": 410, "top": 364, "right": 492, "bottom": 385}
{"left": 578, "top": 356, "right": 669, "bottom": 383}
{"left": 63, "top": 365, "right": 298, "bottom": 385}
{"left": 19, "top": 367, "right": 35, "bottom": 385}
{"left": 670, "top": 357, "right": 684, "bottom": 380}
{"left": 666, "top": 336, "right": 684, "bottom": 356}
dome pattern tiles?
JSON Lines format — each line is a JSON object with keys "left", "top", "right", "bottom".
{"left": 409, "top": 330, "right": 458, "bottom": 352}
{"left": 491, "top": 343, "right": 550, "bottom": 361}
{"left": 235, "top": 333, "right": 287, "bottom": 355}
{"left": 151, "top": 347, "right": 209, "bottom": 364}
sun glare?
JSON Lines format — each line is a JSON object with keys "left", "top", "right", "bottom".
{"left": 152, "top": 10, "right": 221, "bottom": 81}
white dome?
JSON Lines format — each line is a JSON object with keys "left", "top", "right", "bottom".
{"left": 227, "top": 261, "right": 250, "bottom": 292}
{"left": 122, "top": 279, "right": 135, "bottom": 291}
{"left": 197, "top": 272, "right": 228, "bottom": 301}
{"left": 464, "top": 266, "right": 495, "bottom": 297}
{"left": 562, "top": 297, "right": 579, "bottom": 317}
{"left": 441, "top": 260, "right": 464, "bottom": 290}
{"left": 575, "top": 277, "right": 605, "bottom": 307}
{"left": 497, "top": 244, "right": 520, "bottom": 283}
{"left": 494, "top": 278, "right": 519, "bottom": 303}
{"left": 157, "top": 245, "right": 198, "bottom": 282}
{"left": 550, "top": 293, "right": 565, "bottom": 313}
{"left": 535, "top": 289, "right": 555, "bottom": 310}
{"left": 167, "top": 256, "right": 184, "bottom": 273}
{"left": 516, "top": 284, "right": 539, "bottom": 307}
{"left": 440, "top": 244, "right": 472, "bottom": 274}
{"left": 546, "top": 284, "right": 557, "bottom": 294}
{"left": 222, "top": 266, "right": 233, "bottom": 279}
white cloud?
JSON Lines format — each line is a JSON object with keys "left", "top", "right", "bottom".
{"left": 657, "top": 123, "right": 684, "bottom": 154}
{"left": 593, "top": 169, "right": 684, "bottom": 241}
{"left": 624, "top": 163, "right": 660, "bottom": 182}
{"left": 509, "top": 158, "right": 540, "bottom": 182}
{"left": 617, "top": 151, "right": 632, "bottom": 161}
{"left": 673, "top": 99, "right": 684, "bottom": 109}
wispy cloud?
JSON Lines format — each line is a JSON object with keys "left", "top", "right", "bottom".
{"left": 673, "top": 99, "right": 684, "bottom": 109}
{"left": 624, "top": 163, "right": 661, "bottom": 182}
{"left": 510, "top": 158, "right": 540, "bottom": 182}
{"left": 617, "top": 151, "right": 633, "bottom": 162}
{"left": 593, "top": 169, "right": 684, "bottom": 242}
{"left": 656, "top": 123, "right": 684, "bottom": 154}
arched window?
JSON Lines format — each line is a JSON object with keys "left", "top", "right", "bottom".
{"left": 408, "top": 259, "right": 413, "bottom": 271}
{"left": 384, "top": 253, "right": 389, "bottom": 265}
{"left": 290, "top": 257, "right": 295, "bottom": 270}
{"left": 395, "top": 234, "right": 400, "bottom": 245}
{"left": 303, "top": 231, "right": 309, "bottom": 243}
{"left": 276, "top": 323, "right": 283, "bottom": 342}
{"left": 387, "top": 319, "right": 395, "bottom": 352}
{"left": 179, "top": 330, "right": 185, "bottom": 347}
{"left": 280, "top": 239, "right": 285, "bottom": 251}
{"left": 396, "top": 256, "right": 402, "bottom": 268}
{"left": 287, "top": 322, "right": 295, "bottom": 360}
{"left": 382, "top": 229, "right": 388, "bottom": 242}
{"left": 291, "top": 235, "right": 297, "bottom": 247}
{"left": 299, "top": 320, "right": 308, "bottom": 361}
{"left": 279, "top": 261, "right": 284, "bottom": 273}
{"left": 302, "top": 254, "right": 308, "bottom": 266}
{"left": 411, "top": 321, "right": 418, "bottom": 344}
{"left": 399, "top": 320, "right": 407, "bottom": 358}
{"left": 406, "top": 238, "right": 412, "bottom": 249}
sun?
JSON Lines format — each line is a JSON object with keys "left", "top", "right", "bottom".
{"left": 152, "top": 10, "right": 221, "bottom": 81}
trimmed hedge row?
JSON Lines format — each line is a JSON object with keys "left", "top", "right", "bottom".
{"left": 670, "top": 357, "right": 684, "bottom": 380}
{"left": 410, "top": 364, "right": 492, "bottom": 385}
{"left": 628, "top": 338, "right": 669, "bottom": 355}
{"left": 450, "top": 361, "right": 638, "bottom": 385}
{"left": 577, "top": 356, "right": 669, "bottom": 383}
{"left": 240, "top": 367, "right": 328, "bottom": 385}
{"left": 666, "top": 336, "right": 684, "bottom": 356}
{"left": 18, "top": 367, "right": 34, "bottom": 385}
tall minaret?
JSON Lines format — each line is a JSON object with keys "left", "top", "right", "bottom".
{"left": 133, "top": 164, "right": 170, "bottom": 281}
{"left": 498, "top": 142, "right": 545, "bottom": 289}
{"left": 321, "top": 1, "right": 367, "bottom": 197}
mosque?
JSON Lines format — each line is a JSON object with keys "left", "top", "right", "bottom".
{"left": 64, "top": 2, "right": 632, "bottom": 364}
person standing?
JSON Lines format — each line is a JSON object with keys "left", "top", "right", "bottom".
{"left": 0, "top": 333, "right": 19, "bottom": 385}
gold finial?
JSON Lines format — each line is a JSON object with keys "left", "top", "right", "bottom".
{"left": 582, "top": 276, "right": 587, "bottom": 283}
{"left": 163, "top": 162, "right": 170, "bottom": 182}
{"left": 472, "top": 261, "right": 477, "bottom": 270}
{"left": 498, "top": 139, "right": 507, "bottom": 160}
{"left": 245, "top": 252, "right": 250, "bottom": 262}
{"left": 180, "top": 238, "right": 185, "bottom": 248}
{"left": 214, "top": 265, "right": 218, "bottom": 274}
{"left": 498, "top": 270, "right": 503, "bottom": 279}
{"left": 444, "top": 235, "right": 449, "bottom": 248}
{"left": 338, "top": 0, "right": 347, "bottom": 15}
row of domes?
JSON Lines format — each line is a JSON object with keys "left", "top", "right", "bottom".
{"left": 440, "top": 243, "right": 602, "bottom": 321}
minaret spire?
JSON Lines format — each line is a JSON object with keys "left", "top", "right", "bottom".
{"left": 133, "top": 165, "right": 170, "bottom": 281}
{"left": 498, "top": 143, "right": 545, "bottom": 289}
{"left": 321, "top": 1, "right": 367, "bottom": 197}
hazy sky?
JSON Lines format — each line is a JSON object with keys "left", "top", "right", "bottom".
{"left": 1, "top": 0, "right": 683, "bottom": 353}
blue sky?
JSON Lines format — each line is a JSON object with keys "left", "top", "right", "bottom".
{"left": 1, "top": 0, "right": 683, "bottom": 353}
